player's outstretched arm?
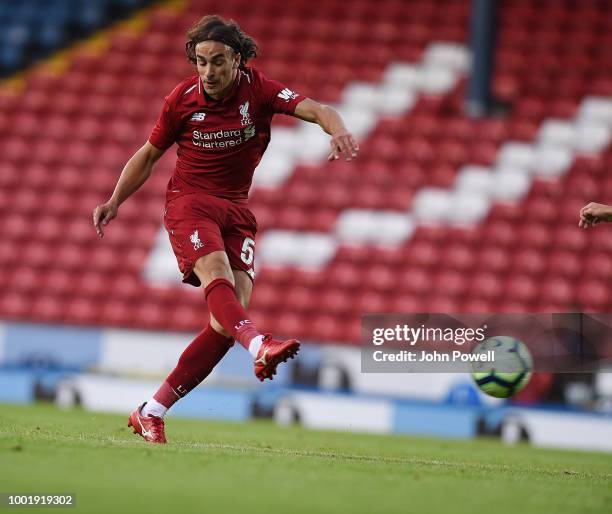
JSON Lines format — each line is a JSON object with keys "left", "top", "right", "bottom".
{"left": 579, "top": 202, "right": 612, "bottom": 229}
{"left": 293, "top": 98, "right": 359, "bottom": 162}
{"left": 93, "top": 141, "right": 165, "bottom": 238}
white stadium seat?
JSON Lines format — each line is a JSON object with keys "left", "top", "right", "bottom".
{"left": 423, "top": 42, "right": 470, "bottom": 72}
{"left": 573, "top": 120, "right": 611, "bottom": 154}
{"left": 455, "top": 165, "right": 494, "bottom": 194}
{"left": 335, "top": 209, "right": 414, "bottom": 245}
{"left": 537, "top": 120, "right": 576, "bottom": 148}
{"left": 258, "top": 231, "right": 337, "bottom": 269}
{"left": 448, "top": 191, "right": 491, "bottom": 225}
{"left": 375, "top": 85, "right": 417, "bottom": 114}
{"left": 418, "top": 65, "right": 457, "bottom": 94}
{"left": 412, "top": 188, "right": 453, "bottom": 223}
{"left": 489, "top": 168, "right": 531, "bottom": 201}
{"left": 578, "top": 97, "right": 612, "bottom": 127}
{"left": 383, "top": 63, "right": 423, "bottom": 90}
{"left": 533, "top": 144, "right": 573, "bottom": 178}
{"left": 496, "top": 142, "right": 537, "bottom": 170}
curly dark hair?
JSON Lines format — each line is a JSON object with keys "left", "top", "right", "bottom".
{"left": 185, "top": 15, "right": 258, "bottom": 69}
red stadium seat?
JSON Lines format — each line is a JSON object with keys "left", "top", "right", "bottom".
{"left": 541, "top": 277, "right": 575, "bottom": 306}
{"left": 0, "top": 292, "right": 32, "bottom": 320}
{"left": 469, "top": 273, "right": 504, "bottom": 300}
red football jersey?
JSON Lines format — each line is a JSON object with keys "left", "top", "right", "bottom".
{"left": 149, "top": 67, "right": 305, "bottom": 204}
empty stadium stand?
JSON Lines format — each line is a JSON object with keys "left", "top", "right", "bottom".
{"left": 1, "top": 0, "right": 612, "bottom": 344}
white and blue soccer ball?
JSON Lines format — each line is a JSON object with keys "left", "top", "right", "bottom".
{"left": 471, "top": 336, "right": 533, "bottom": 398}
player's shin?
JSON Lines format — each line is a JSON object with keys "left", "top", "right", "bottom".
{"left": 204, "top": 277, "right": 262, "bottom": 353}
{"left": 141, "top": 323, "right": 233, "bottom": 417}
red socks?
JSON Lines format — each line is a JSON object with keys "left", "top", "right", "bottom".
{"left": 204, "top": 278, "right": 261, "bottom": 350}
{"left": 153, "top": 324, "right": 233, "bottom": 408}
{"left": 152, "top": 278, "right": 261, "bottom": 410}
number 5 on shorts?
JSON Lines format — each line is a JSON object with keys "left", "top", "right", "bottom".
{"left": 240, "top": 237, "right": 255, "bottom": 265}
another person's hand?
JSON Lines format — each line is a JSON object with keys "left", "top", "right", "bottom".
{"left": 579, "top": 202, "right": 612, "bottom": 229}
{"left": 328, "top": 129, "right": 359, "bottom": 161}
{"left": 93, "top": 201, "right": 118, "bottom": 238}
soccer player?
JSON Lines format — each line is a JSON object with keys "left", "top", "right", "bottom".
{"left": 579, "top": 202, "right": 612, "bottom": 228}
{"left": 92, "top": 15, "right": 359, "bottom": 443}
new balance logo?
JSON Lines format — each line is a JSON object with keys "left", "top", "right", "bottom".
{"left": 277, "top": 88, "right": 298, "bottom": 101}
{"left": 190, "top": 230, "right": 204, "bottom": 250}
{"left": 244, "top": 124, "right": 255, "bottom": 141}
{"left": 190, "top": 112, "right": 206, "bottom": 122}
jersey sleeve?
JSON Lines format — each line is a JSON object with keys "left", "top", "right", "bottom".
{"left": 148, "top": 96, "right": 181, "bottom": 150}
{"left": 254, "top": 68, "right": 306, "bottom": 116}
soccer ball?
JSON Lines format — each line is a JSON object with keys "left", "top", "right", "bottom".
{"left": 471, "top": 336, "right": 533, "bottom": 398}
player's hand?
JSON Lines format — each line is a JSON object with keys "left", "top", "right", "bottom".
{"left": 93, "top": 201, "right": 118, "bottom": 238}
{"left": 328, "top": 129, "right": 359, "bottom": 162}
{"left": 579, "top": 202, "right": 612, "bottom": 229}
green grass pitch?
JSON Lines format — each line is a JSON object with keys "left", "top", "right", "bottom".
{"left": 0, "top": 402, "right": 610, "bottom": 513}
